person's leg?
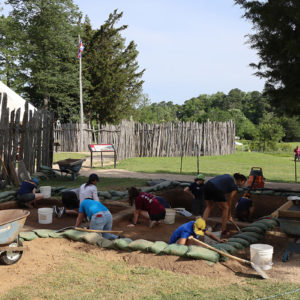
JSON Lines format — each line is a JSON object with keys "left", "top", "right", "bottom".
{"left": 156, "top": 196, "right": 170, "bottom": 208}
{"left": 203, "top": 200, "right": 213, "bottom": 220}
{"left": 139, "top": 210, "right": 150, "bottom": 221}
{"left": 217, "top": 202, "right": 229, "bottom": 233}
{"left": 102, "top": 212, "right": 118, "bottom": 240}
{"left": 33, "top": 193, "right": 44, "bottom": 206}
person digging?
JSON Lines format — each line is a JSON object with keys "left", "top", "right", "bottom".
{"left": 184, "top": 173, "right": 206, "bottom": 217}
{"left": 169, "top": 217, "right": 227, "bottom": 245}
{"left": 127, "top": 187, "right": 168, "bottom": 228}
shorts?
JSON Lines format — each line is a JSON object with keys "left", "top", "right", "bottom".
{"left": 204, "top": 181, "right": 226, "bottom": 202}
{"left": 155, "top": 196, "right": 170, "bottom": 208}
{"left": 62, "top": 191, "right": 79, "bottom": 209}
{"left": 149, "top": 210, "right": 166, "bottom": 221}
{"left": 17, "top": 193, "right": 35, "bottom": 202}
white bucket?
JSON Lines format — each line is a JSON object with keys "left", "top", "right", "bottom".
{"left": 164, "top": 208, "right": 176, "bottom": 224}
{"left": 40, "top": 186, "right": 51, "bottom": 198}
{"left": 204, "top": 231, "right": 221, "bottom": 245}
{"left": 38, "top": 207, "right": 53, "bottom": 224}
{"left": 250, "top": 244, "right": 273, "bottom": 270}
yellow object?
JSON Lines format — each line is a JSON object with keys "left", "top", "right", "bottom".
{"left": 193, "top": 218, "right": 206, "bottom": 236}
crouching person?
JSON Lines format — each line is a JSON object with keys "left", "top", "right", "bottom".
{"left": 75, "top": 199, "right": 117, "bottom": 240}
{"left": 169, "top": 218, "right": 227, "bottom": 245}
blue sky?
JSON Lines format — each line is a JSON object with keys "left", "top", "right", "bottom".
{"left": 3, "top": 0, "right": 265, "bottom": 104}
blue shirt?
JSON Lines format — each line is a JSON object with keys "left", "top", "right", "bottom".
{"left": 236, "top": 197, "right": 252, "bottom": 211}
{"left": 18, "top": 180, "right": 36, "bottom": 195}
{"left": 79, "top": 199, "right": 108, "bottom": 219}
{"left": 209, "top": 174, "right": 237, "bottom": 193}
{"left": 169, "top": 221, "right": 198, "bottom": 244}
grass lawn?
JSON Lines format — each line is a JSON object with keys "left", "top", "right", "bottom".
{"left": 108, "top": 152, "right": 299, "bottom": 183}
{"left": 39, "top": 176, "right": 147, "bottom": 191}
{"left": 2, "top": 249, "right": 299, "bottom": 300}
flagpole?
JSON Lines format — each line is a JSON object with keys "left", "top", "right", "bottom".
{"left": 78, "top": 34, "right": 84, "bottom": 152}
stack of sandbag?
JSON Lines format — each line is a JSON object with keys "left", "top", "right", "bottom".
{"left": 0, "top": 190, "right": 17, "bottom": 203}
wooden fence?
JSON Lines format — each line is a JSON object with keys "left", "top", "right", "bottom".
{"left": 0, "top": 92, "right": 54, "bottom": 177}
{"left": 54, "top": 119, "right": 235, "bottom": 160}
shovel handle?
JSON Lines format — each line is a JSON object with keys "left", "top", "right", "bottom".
{"left": 188, "top": 236, "right": 250, "bottom": 265}
{"left": 75, "top": 227, "right": 123, "bottom": 234}
{"left": 229, "top": 219, "right": 241, "bottom": 232}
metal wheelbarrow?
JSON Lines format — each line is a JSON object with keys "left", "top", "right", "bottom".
{"left": 54, "top": 158, "right": 86, "bottom": 180}
{"left": 0, "top": 209, "right": 30, "bottom": 265}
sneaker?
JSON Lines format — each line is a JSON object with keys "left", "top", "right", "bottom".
{"left": 57, "top": 207, "right": 65, "bottom": 218}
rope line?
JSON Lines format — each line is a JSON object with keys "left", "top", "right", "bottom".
{"left": 257, "top": 288, "right": 300, "bottom": 300}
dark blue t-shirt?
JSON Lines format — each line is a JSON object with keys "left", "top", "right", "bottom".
{"left": 209, "top": 174, "right": 237, "bottom": 194}
{"left": 169, "top": 221, "right": 198, "bottom": 244}
{"left": 236, "top": 197, "right": 252, "bottom": 211}
{"left": 18, "top": 180, "right": 36, "bottom": 195}
{"left": 189, "top": 182, "right": 204, "bottom": 199}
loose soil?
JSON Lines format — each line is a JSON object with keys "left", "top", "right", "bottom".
{"left": 1, "top": 174, "right": 300, "bottom": 295}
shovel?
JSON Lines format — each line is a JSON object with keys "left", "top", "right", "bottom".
{"left": 188, "top": 236, "right": 269, "bottom": 279}
{"left": 229, "top": 219, "right": 241, "bottom": 232}
{"left": 55, "top": 226, "right": 123, "bottom": 234}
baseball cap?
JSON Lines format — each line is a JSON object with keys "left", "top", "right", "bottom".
{"left": 195, "top": 174, "right": 206, "bottom": 181}
{"left": 193, "top": 218, "right": 206, "bottom": 236}
{"left": 32, "top": 178, "right": 39, "bottom": 186}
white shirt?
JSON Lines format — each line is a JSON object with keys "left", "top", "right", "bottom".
{"left": 79, "top": 183, "right": 99, "bottom": 203}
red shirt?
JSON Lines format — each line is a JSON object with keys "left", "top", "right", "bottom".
{"left": 135, "top": 192, "right": 165, "bottom": 215}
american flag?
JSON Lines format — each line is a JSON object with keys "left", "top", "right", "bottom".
{"left": 77, "top": 40, "right": 84, "bottom": 59}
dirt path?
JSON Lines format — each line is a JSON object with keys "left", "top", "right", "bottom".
{"left": 80, "top": 167, "right": 300, "bottom": 192}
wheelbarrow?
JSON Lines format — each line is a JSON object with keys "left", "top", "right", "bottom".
{"left": 54, "top": 158, "right": 86, "bottom": 180}
{"left": 0, "top": 209, "right": 30, "bottom": 265}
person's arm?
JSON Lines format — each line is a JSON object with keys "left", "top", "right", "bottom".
{"left": 92, "top": 186, "right": 100, "bottom": 202}
{"left": 184, "top": 186, "right": 195, "bottom": 198}
{"left": 205, "top": 231, "right": 227, "bottom": 243}
{"left": 227, "top": 190, "right": 237, "bottom": 221}
{"left": 75, "top": 212, "right": 84, "bottom": 227}
{"left": 176, "top": 238, "right": 188, "bottom": 245}
{"left": 127, "top": 209, "right": 140, "bottom": 227}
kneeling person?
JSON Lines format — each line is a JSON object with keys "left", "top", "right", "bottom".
{"left": 169, "top": 218, "right": 226, "bottom": 245}
{"left": 75, "top": 199, "right": 117, "bottom": 240}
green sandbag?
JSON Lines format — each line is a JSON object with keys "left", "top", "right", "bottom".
{"left": 259, "top": 218, "right": 278, "bottom": 228}
{"left": 186, "top": 245, "right": 219, "bottom": 262}
{"left": 63, "top": 229, "right": 88, "bottom": 241}
{"left": 82, "top": 232, "right": 103, "bottom": 245}
{"left": 241, "top": 226, "right": 265, "bottom": 234}
{"left": 110, "top": 196, "right": 121, "bottom": 201}
{"left": 149, "top": 241, "right": 168, "bottom": 255}
{"left": 242, "top": 231, "right": 263, "bottom": 240}
{"left": 110, "top": 191, "right": 125, "bottom": 197}
{"left": 0, "top": 190, "right": 16, "bottom": 198}
{"left": 248, "top": 222, "right": 269, "bottom": 231}
{"left": 128, "top": 239, "right": 154, "bottom": 252}
{"left": 232, "top": 233, "right": 258, "bottom": 244}
{"left": 227, "top": 237, "right": 250, "bottom": 247}
{"left": 226, "top": 241, "right": 244, "bottom": 250}
{"left": 98, "top": 191, "right": 112, "bottom": 199}
{"left": 101, "top": 238, "right": 118, "bottom": 249}
{"left": 157, "top": 181, "right": 172, "bottom": 189}
{"left": 33, "top": 229, "right": 56, "bottom": 238}
{"left": 261, "top": 190, "right": 274, "bottom": 195}
{"left": 19, "top": 231, "right": 38, "bottom": 241}
{"left": 113, "top": 238, "right": 133, "bottom": 251}
{"left": 213, "top": 243, "right": 237, "bottom": 254}
{"left": 49, "top": 231, "right": 65, "bottom": 238}
{"left": 162, "top": 244, "right": 189, "bottom": 257}
{"left": 141, "top": 187, "right": 154, "bottom": 193}
{"left": 170, "top": 181, "right": 180, "bottom": 187}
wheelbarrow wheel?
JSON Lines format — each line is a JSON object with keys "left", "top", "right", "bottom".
{"left": 0, "top": 239, "right": 23, "bottom": 265}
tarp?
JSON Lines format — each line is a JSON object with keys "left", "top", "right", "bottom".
{"left": 0, "top": 81, "right": 36, "bottom": 120}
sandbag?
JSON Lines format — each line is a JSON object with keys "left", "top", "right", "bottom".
{"left": 227, "top": 237, "right": 250, "bottom": 247}
{"left": 49, "top": 231, "right": 66, "bottom": 238}
{"left": 162, "top": 244, "right": 189, "bottom": 257}
{"left": 114, "top": 238, "right": 133, "bottom": 251}
{"left": 259, "top": 218, "right": 279, "bottom": 228}
{"left": 226, "top": 241, "right": 244, "bottom": 250}
{"left": 241, "top": 226, "right": 265, "bottom": 234}
{"left": 149, "top": 241, "right": 168, "bottom": 255}
{"left": 141, "top": 187, "right": 154, "bottom": 193}
{"left": 19, "top": 231, "right": 38, "bottom": 241}
{"left": 101, "top": 238, "right": 118, "bottom": 249}
{"left": 82, "top": 232, "right": 103, "bottom": 245}
{"left": 157, "top": 181, "right": 172, "bottom": 189}
{"left": 63, "top": 229, "right": 87, "bottom": 241}
{"left": 98, "top": 191, "right": 112, "bottom": 199}
{"left": 0, "top": 191, "right": 16, "bottom": 199}
{"left": 213, "top": 243, "right": 237, "bottom": 254}
{"left": 232, "top": 233, "right": 258, "bottom": 244}
{"left": 247, "top": 222, "right": 269, "bottom": 231}
{"left": 241, "top": 231, "right": 263, "bottom": 240}
{"left": 110, "top": 191, "right": 125, "bottom": 197}
{"left": 33, "top": 229, "right": 56, "bottom": 238}
{"left": 186, "top": 245, "right": 219, "bottom": 262}
{"left": 128, "top": 239, "right": 154, "bottom": 252}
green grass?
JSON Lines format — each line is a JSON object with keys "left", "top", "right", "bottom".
{"left": 1, "top": 249, "right": 299, "bottom": 300}
{"left": 39, "top": 176, "right": 148, "bottom": 190}
{"left": 104, "top": 152, "right": 299, "bottom": 183}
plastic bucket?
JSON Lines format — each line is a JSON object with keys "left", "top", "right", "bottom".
{"left": 204, "top": 231, "right": 221, "bottom": 245}
{"left": 164, "top": 208, "right": 176, "bottom": 224}
{"left": 250, "top": 244, "right": 273, "bottom": 270}
{"left": 40, "top": 186, "right": 51, "bottom": 198}
{"left": 38, "top": 207, "right": 53, "bottom": 224}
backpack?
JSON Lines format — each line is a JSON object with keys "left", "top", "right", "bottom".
{"left": 247, "top": 167, "right": 264, "bottom": 189}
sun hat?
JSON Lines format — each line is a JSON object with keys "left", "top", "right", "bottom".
{"left": 195, "top": 174, "right": 206, "bottom": 181}
{"left": 193, "top": 218, "right": 206, "bottom": 236}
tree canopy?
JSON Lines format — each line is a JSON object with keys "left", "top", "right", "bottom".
{"left": 235, "top": 0, "right": 300, "bottom": 115}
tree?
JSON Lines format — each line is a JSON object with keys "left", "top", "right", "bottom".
{"left": 6, "top": 0, "right": 81, "bottom": 122}
{"left": 82, "top": 10, "right": 145, "bottom": 124}
{"left": 236, "top": 0, "right": 300, "bottom": 115}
